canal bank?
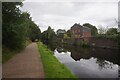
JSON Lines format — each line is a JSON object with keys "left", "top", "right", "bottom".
{"left": 37, "top": 42, "right": 77, "bottom": 78}
{"left": 56, "top": 37, "right": 119, "bottom": 49}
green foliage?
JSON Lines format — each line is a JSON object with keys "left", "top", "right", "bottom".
{"left": 28, "top": 21, "right": 41, "bottom": 42}
{"left": 2, "top": 39, "right": 31, "bottom": 64}
{"left": 73, "top": 40, "right": 89, "bottom": 47}
{"left": 56, "top": 29, "right": 66, "bottom": 38}
{"left": 83, "top": 23, "right": 98, "bottom": 36}
{"left": 118, "top": 32, "right": 120, "bottom": 49}
{"left": 96, "top": 28, "right": 119, "bottom": 48}
{"left": 79, "top": 40, "right": 89, "bottom": 47}
{"left": 57, "top": 33, "right": 64, "bottom": 38}
{"left": 63, "top": 33, "right": 70, "bottom": 39}
{"left": 2, "top": 2, "right": 26, "bottom": 50}
{"left": 98, "top": 27, "right": 106, "bottom": 34}
{"left": 37, "top": 42, "right": 77, "bottom": 78}
{"left": 66, "top": 30, "right": 72, "bottom": 37}
{"left": 40, "top": 31, "right": 47, "bottom": 43}
{"left": 2, "top": 45, "right": 20, "bottom": 63}
{"left": 96, "top": 27, "right": 119, "bottom": 41}
{"left": 106, "top": 28, "right": 118, "bottom": 35}
{"left": 2, "top": 2, "right": 41, "bottom": 63}
{"left": 2, "top": 2, "right": 41, "bottom": 50}
{"left": 41, "top": 26, "right": 57, "bottom": 45}
{"left": 95, "top": 34, "right": 118, "bottom": 41}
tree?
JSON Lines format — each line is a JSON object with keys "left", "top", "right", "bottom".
{"left": 63, "top": 33, "right": 69, "bottom": 39}
{"left": 56, "top": 29, "right": 66, "bottom": 39}
{"left": 98, "top": 27, "right": 106, "bottom": 34}
{"left": 106, "top": 28, "right": 118, "bottom": 35}
{"left": 41, "top": 26, "right": 57, "bottom": 45}
{"left": 2, "top": 2, "right": 26, "bottom": 50}
{"left": 2, "top": 2, "right": 41, "bottom": 50}
{"left": 83, "top": 23, "right": 98, "bottom": 36}
{"left": 57, "top": 33, "right": 64, "bottom": 39}
{"left": 66, "top": 30, "right": 72, "bottom": 37}
{"left": 28, "top": 21, "right": 41, "bottom": 42}
{"left": 118, "top": 32, "right": 120, "bottom": 49}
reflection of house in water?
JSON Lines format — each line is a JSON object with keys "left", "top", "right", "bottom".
{"left": 70, "top": 23, "right": 91, "bottom": 38}
{"left": 54, "top": 43, "right": 119, "bottom": 65}
{"left": 54, "top": 46, "right": 118, "bottom": 78}
{"left": 62, "top": 45, "right": 119, "bottom": 65}
{"left": 70, "top": 48, "right": 91, "bottom": 61}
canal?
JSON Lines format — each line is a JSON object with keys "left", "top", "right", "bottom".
{"left": 49, "top": 43, "right": 119, "bottom": 78}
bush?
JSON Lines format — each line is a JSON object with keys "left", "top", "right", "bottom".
{"left": 73, "top": 39, "right": 89, "bottom": 47}
{"left": 79, "top": 40, "right": 89, "bottom": 47}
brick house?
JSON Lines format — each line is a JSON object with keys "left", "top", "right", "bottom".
{"left": 70, "top": 23, "right": 91, "bottom": 38}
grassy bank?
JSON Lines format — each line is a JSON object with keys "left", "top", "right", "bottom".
{"left": 2, "top": 49, "right": 18, "bottom": 63}
{"left": 37, "top": 42, "right": 77, "bottom": 78}
{"left": 2, "top": 40, "right": 32, "bottom": 64}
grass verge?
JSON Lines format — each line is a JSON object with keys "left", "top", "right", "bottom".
{"left": 2, "top": 40, "right": 32, "bottom": 64}
{"left": 37, "top": 42, "right": 77, "bottom": 78}
{"left": 2, "top": 49, "right": 18, "bottom": 63}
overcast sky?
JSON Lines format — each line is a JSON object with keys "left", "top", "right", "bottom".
{"left": 21, "top": 0, "right": 119, "bottom": 32}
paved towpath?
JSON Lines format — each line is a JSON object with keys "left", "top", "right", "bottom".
{"left": 3, "top": 43, "right": 45, "bottom": 78}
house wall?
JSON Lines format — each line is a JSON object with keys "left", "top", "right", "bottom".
{"left": 71, "top": 27, "right": 82, "bottom": 38}
{"left": 83, "top": 32, "right": 91, "bottom": 37}
{"left": 71, "top": 25, "right": 91, "bottom": 38}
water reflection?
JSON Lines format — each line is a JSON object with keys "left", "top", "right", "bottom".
{"left": 53, "top": 44, "right": 119, "bottom": 78}
{"left": 96, "top": 59, "right": 113, "bottom": 70}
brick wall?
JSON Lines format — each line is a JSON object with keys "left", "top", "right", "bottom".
{"left": 56, "top": 37, "right": 118, "bottom": 49}
{"left": 88, "top": 37, "right": 118, "bottom": 49}
{"left": 83, "top": 32, "right": 91, "bottom": 37}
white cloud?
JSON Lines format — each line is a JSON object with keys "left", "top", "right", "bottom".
{"left": 21, "top": 1, "right": 118, "bottom": 32}
{"left": 24, "top": 0, "right": 119, "bottom": 2}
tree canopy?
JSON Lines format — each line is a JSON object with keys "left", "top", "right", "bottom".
{"left": 2, "top": 2, "right": 41, "bottom": 50}
{"left": 83, "top": 23, "right": 98, "bottom": 36}
{"left": 41, "top": 26, "right": 56, "bottom": 45}
{"left": 106, "top": 28, "right": 118, "bottom": 35}
{"left": 66, "top": 30, "right": 72, "bottom": 38}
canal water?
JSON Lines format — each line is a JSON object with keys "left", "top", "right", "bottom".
{"left": 49, "top": 44, "right": 119, "bottom": 78}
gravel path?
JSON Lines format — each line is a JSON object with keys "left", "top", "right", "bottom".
{"left": 2, "top": 43, "right": 45, "bottom": 78}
